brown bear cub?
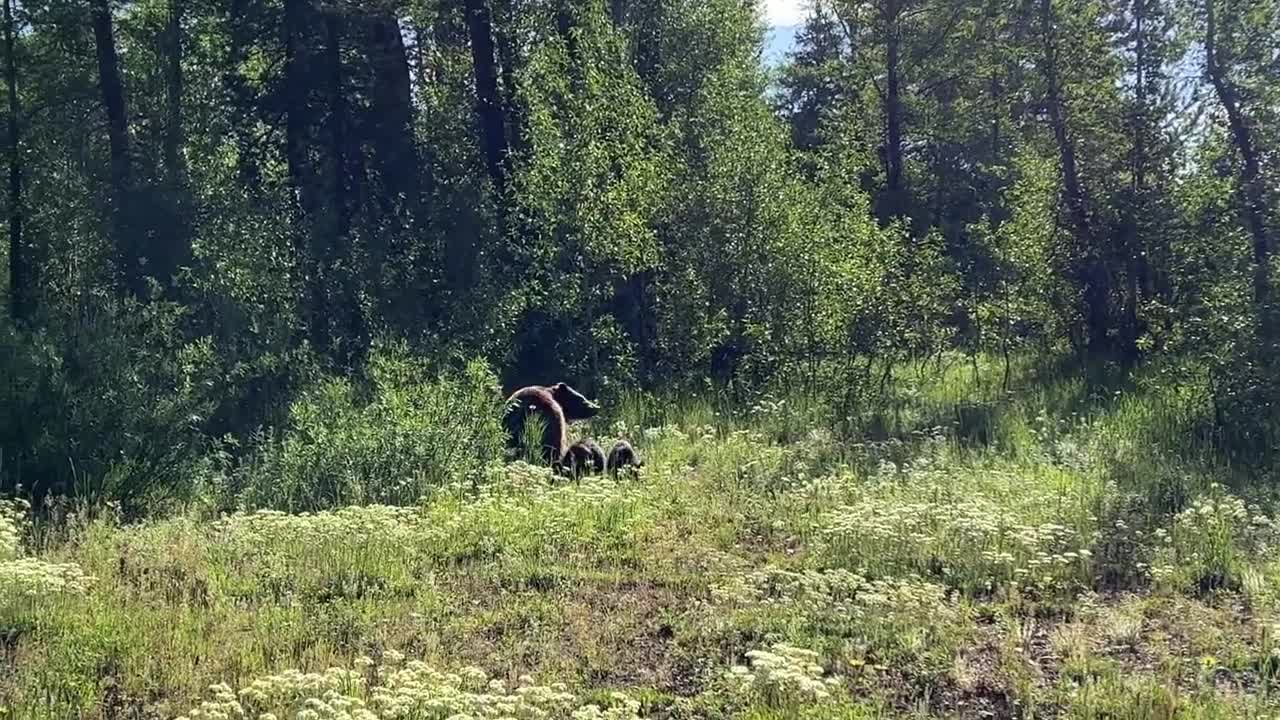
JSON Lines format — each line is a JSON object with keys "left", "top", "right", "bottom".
{"left": 502, "top": 383, "right": 600, "bottom": 467}
{"left": 607, "top": 440, "right": 643, "bottom": 477}
{"left": 561, "top": 438, "right": 607, "bottom": 480}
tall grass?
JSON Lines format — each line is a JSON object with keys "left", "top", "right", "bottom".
{"left": 5, "top": 352, "right": 1280, "bottom": 719}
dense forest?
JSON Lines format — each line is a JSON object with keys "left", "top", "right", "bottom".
{"left": 0, "top": 0, "right": 1277, "bottom": 508}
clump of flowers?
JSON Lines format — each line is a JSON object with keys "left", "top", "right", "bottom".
{"left": 812, "top": 467, "right": 1098, "bottom": 597}
{"left": 0, "top": 497, "right": 94, "bottom": 602}
{"left": 711, "top": 567, "right": 966, "bottom": 670}
{"left": 0, "top": 557, "right": 94, "bottom": 599}
{"left": 726, "top": 644, "right": 839, "bottom": 707}
{"left": 175, "top": 655, "right": 643, "bottom": 720}
{"left": 569, "top": 693, "right": 643, "bottom": 720}
{"left": 1150, "top": 485, "right": 1277, "bottom": 593}
{"left": 641, "top": 425, "right": 688, "bottom": 443}
{"left": 1, "top": 497, "right": 30, "bottom": 561}
{"left": 711, "top": 567, "right": 864, "bottom": 610}
{"left": 197, "top": 469, "right": 656, "bottom": 605}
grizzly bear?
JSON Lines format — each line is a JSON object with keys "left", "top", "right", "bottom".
{"left": 503, "top": 383, "right": 600, "bottom": 467}
{"left": 561, "top": 438, "right": 607, "bottom": 480}
{"left": 606, "top": 440, "right": 643, "bottom": 476}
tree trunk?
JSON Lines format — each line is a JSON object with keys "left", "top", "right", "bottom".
{"left": 164, "top": 0, "right": 184, "bottom": 182}
{"left": 4, "top": 0, "right": 23, "bottom": 323}
{"left": 282, "top": 0, "right": 328, "bottom": 353}
{"left": 325, "top": 13, "right": 348, "bottom": 243}
{"left": 323, "top": 12, "right": 364, "bottom": 363}
{"left": 225, "top": 0, "right": 261, "bottom": 190}
{"left": 1039, "top": 0, "right": 1110, "bottom": 352}
{"left": 883, "top": 1, "right": 905, "bottom": 221}
{"left": 368, "top": 14, "right": 421, "bottom": 219}
{"left": 92, "top": 0, "right": 139, "bottom": 297}
{"left": 283, "top": 0, "right": 309, "bottom": 203}
{"left": 1205, "top": 0, "right": 1271, "bottom": 318}
{"left": 495, "top": 16, "right": 526, "bottom": 159}
{"left": 989, "top": 71, "right": 1000, "bottom": 166}
{"left": 1122, "top": 0, "right": 1148, "bottom": 360}
{"left": 323, "top": 12, "right": 352, "bottom": 358}
{"left": 366, "top": 14, "right": 427, "bottom": 332}
{"left": 160, "top": 0, "right": 191, "bottom": 286}
{"left": 465, "top": 0, "right": 510, "bottom": 204}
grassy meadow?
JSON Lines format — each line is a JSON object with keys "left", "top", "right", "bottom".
{"left": 4, "top": 356, "right": 1280, "bottom": 719}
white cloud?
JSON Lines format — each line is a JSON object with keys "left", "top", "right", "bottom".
{"left": 763, "top": 0, "right": 806, "bottom": 26}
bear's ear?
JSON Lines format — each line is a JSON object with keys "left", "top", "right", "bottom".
{"left": 553, "top": 382, "right": 567, "bottom": 391}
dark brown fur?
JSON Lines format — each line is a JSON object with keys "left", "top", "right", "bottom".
{"left": 562, "top": 438, "right": 606, "bottom": 480}
{"left": 547, "top": 383, "right": 600, "bottom": 423}
{"left": 502, "top": 383, "right": 600, "bottom": 467}
{"left": 607, "top": 440, "right": 643, "bottom": 476}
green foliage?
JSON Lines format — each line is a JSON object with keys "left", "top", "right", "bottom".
{"left": 510, "top": 0, "right": 672, "bottom": 391}
{"left": 968, "top": 148, "right": 1067, "bottom": 359}
{"left": 1148, "top": 484, "right": 1278, "bottom": 595}
{"left": 0, "top": 0, "right": 1276, "bottom": 573}
{"left": 520, "top": 412, "right": 551, "bottom": 466}
{"left": 230, "top": 346, "right": 505, "bottom": 511}
{"left": 5, "top": 0, "right": 1280, "bottom": 715}
{"left": 0, "top": 301, "right": 219, "bottom": 513}
{"left": 8, "top": 359, "right": 1280, "bottom": 718}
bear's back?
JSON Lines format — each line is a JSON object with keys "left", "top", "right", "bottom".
{"left": 503, "top": 386, "right": 568, "bottom": 464}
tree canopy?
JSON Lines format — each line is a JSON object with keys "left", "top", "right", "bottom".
{"left": 0, "top": 0, "right": 1277, "bottom": 504}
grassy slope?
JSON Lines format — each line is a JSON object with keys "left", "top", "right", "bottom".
{"left": 3, "top": 355, "right": 1280, "bottom": 719}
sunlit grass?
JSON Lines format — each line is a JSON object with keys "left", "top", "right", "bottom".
{"left": 3, "top": 353, "right": 1280, "bottom": 718}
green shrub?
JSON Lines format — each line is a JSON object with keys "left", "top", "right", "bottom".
{"left": 232, "top": 345, "right": 506, "bottom": 511}
{"left": 0, "top": 301, "right": 220, "bottom": 515}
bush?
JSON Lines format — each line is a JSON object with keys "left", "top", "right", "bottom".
{"left": 231, "top": 345, "right": 506, "bottom": 511}
{"left": 0, "top": 301, "right": 220, "bottom": 515}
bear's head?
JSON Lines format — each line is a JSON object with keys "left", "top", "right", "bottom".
{"left": 551, "top": 382, "right": 600, "bottom": 421}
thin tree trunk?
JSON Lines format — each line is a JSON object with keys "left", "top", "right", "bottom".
{"left": 464, "top": 0, "right": 510, "bottom": 204}
{"left": 1205, "top": 0, "right": 1271, "bottom": 317}
{"left": 325, "top": 13, "right": 348, "bottom": 242}
{"left": 367, "top": 14, "right": 427, "bottom": 331}
{"left": 884, "top": 1, "right": 905, "bottom": 221}
{"left": 164, "top": 0, "right": 184, "bottom": 182}
{"left": 92, "top": 0, "right": 138, "bottom": 297}
{"left": 1123, "top": 0, "right": 1148, "bottom": 359}
{"left": 1132, "top": 0, "right": 1146, "bottom": 212}
{"left": 283, "top": 0, "right": 327, "bottom": 352}
{"left": 369, "top": 14, "right": 421, "bottom": 218}
{"left": 1039, "top": 0, "right": 1110, "bottom": 352}
{"left": 225, "top": 0, "right": 261, "bottom": 190}
{"left": 4, "top": 0, "right": 23, "bottom": 323}
{"left": 324, "top": 11, "right": 348, "bottom": 357}
{"left": 989, "top": 71, "right": 1000, "bottom": 165}
{"left": 283, "top": 0, "right": 308, "bottom": 202}
{"left": 495, "top": 18, "right": 526, "bottom": 159}
{"left": 161, "top": 0, "right": 191, "bottom": 285}
{"left": 323, "top": 12, "right": 363, "bottom": 362}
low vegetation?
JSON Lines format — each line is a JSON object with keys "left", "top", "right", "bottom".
{"left": 5, "top": 356, "right": 1280, "bottom": 719}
